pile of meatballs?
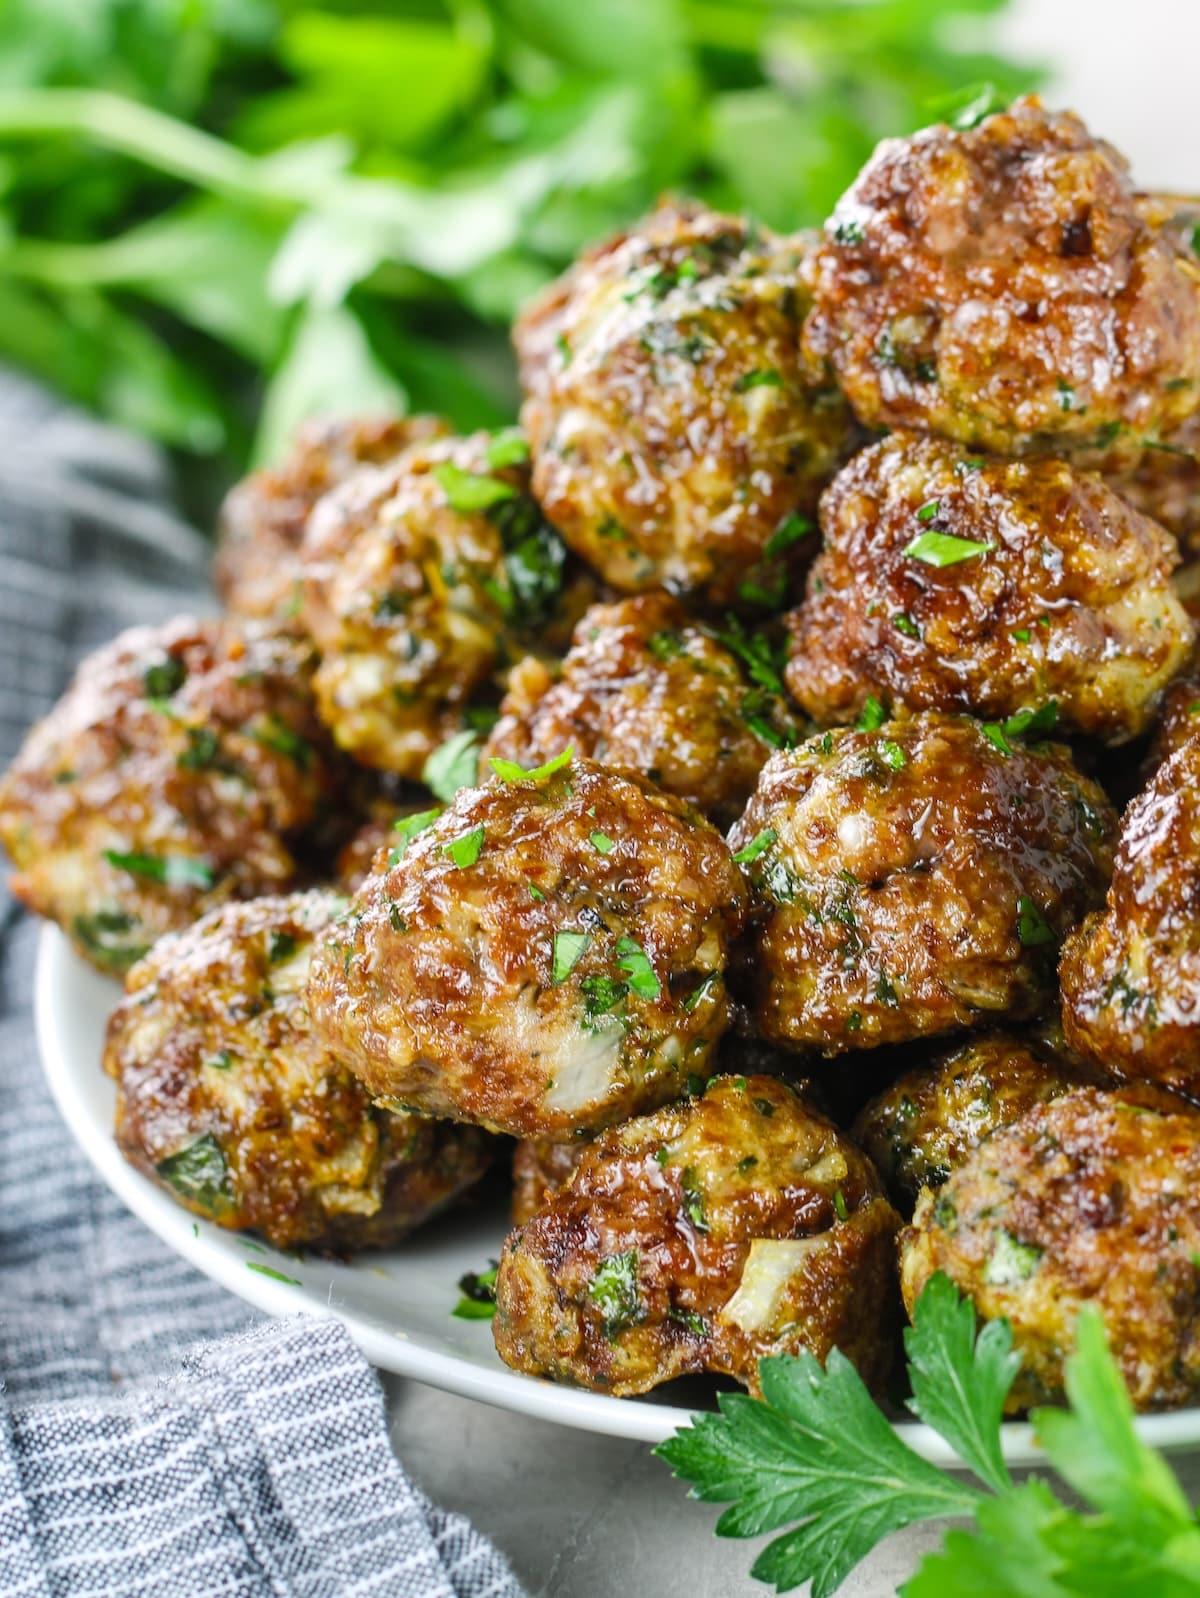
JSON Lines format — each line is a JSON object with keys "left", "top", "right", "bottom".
{"left": 11, "top": 96, "right": 1200, "bottom": 1416}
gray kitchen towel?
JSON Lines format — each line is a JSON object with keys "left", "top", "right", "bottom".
{"left": 0, "top": 370, "right": 525, "bottom": 1598}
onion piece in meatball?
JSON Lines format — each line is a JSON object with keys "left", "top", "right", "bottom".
{"left": 784, "top": 432, "right": 1194, "bottom": 743}
{"left": 900, "top": 1085, "right": 1200, "bottom": 1412}
{"left": 494, "top": 1074, "right": 900, "bottom": 1397}
{"left": 105, "top": 890, "right": 491, "bottom": 1251}
{"left": 851, "top": 1032, "right": 1091, "bottom": 1216}
{"left": 1061, "top": 732, "right": 1200, "bottom": 1094}
{"left": 300, "top": 430, "right": 573, "bottom": 778}
{"left": 483, "top": 595, "right": 800, "bottom": 829}
{"left": 0, "top": 615, "right": 345, "bottom": 973}
{"left": 215, "top": 413, "right": 449, "bottom": 619}
{"left": 728, "top": 714, "right": 1116, "bottom": 1054}
{"left": 308, "top": 757, "right": 747, "bottom": 1139}
{"left": 515, "top": 201, "right": 855, "bottom": 606}
{"left": 804, "top": 98, "right": 1200, "bottom": 462}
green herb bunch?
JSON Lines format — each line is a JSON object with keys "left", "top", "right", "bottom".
{"left": 659, "top": 1272, "right": 1200, "bottom": 1596}
{"left": 0, "top": 0, "right": 1038, "bottom": 486}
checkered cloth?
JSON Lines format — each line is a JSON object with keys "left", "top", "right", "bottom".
{"left": 0, "top": 371, "right": 525, "bottom": 1598}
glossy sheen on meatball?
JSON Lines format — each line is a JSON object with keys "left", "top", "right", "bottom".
{"left": 215, "top": 414, "right": 448, "bottom": 619}
{"left": 900, "top": 1085, "right": 1200, "bottom": 1411}
{"left": 494, "top": 1074, "right": 900, "bottom": 1397}
{"left": 1061, "top": 733, "right": 1200, "bottom": 1094}
{"left": 851, "top": 1033, "right": 1088, "bottom": 1216}
{"left": 482, "top": 595, "right": 800, "bottom": 829}
{"left": 728, "top": 715, "right": 1116, "bottom": 1053}
{"left": 804, "top": 98, "right": 1200, "bottom": 461}
{"left": 105, "top": 890, "right": 491, "bottom": 1251}
{"left": 785, "top": 433, "right": 1193, "bottom": 742}
{"left": 308, "top": 758, "right": 747, "bottom": 1139}
{"left": 0, "top": 616, "right": 343, "bottom": 973}
{"left": 515, "top": 201, "right": 854, "bottom": 605}
{"left": 300, "top": 430, "right": 569, "bottom": 777}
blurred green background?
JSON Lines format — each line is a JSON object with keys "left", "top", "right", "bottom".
{"left": 0, "top": 0, "right": 1039, "bottom": 501}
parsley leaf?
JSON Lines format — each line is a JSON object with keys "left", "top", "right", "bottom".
{"left": 423, "top": 729, "right": 480, "bottom": 802}
{"left": 452, "top": 1262, "right": 498, "bottom": 1320}
{"left": 552, "top": 929, "right": 589, "bottom": 984}
{"left": 710, "top": 616, "right": 787, "bottom": 697}
{"left": 615, "top": 935, "right": 662, "bottom": 1002}
{"left": 905, "top": 530, "right": 991, "bottom": 567}
{"left": 156, "top": 1134, "right": 232, "bottom": 1214}
{"left": 588, "top": 1250, "right": 642, "bottom": 1336}
{"left": 104, "top": 849, "right": 214, "bottom": 890}
{"left": 1016, "top": 895, "right": 1055, "bottom": 948}
{"left": 442, "top": 824, "right": 485, "bottom": 870}
{"left": 434, "top": 461, "right": 517, "bottom": 512}
{"left": 857, "top": 696, "right": 887, "bottom": 732}
{"left": 733, "top": 828, "right": 776, "bottom": 865}
{"left": 388, "top": 807, "right": 440, "bottom": 864}
{"left": 489, "top": 746, "right": 573, "bottom": 783}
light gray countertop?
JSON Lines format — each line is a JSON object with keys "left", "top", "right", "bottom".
{"left": 387, "top": 1376, "right": 1200, "bottom": 1597}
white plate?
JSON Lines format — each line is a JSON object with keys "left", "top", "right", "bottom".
{"left": 34, "top": 922, "right": 1200, "bottom": 1463}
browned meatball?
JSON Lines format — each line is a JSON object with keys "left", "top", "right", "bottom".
{"left": 851, "top": 1033, "right": 1089, "bottom": 1216}
{"left": 482, "top": 595, "right": 800, "bottom": 829}
{"left": 300, "top": 430, "right": 572, "bottom": 777}
{"left": 785, "top": 433, "right": 1193, "bottom": 742}
{"left": 900, "top": 1085, "right": 1200, "bottom": 1411}
{"left": 333, "top": 800, "right": 440, "bottom": 892}
{"left": 494, "top": 1074, "right": 899, "bottom": 1397}
{"left": 804, "top": 98, "right": 1200, "bottom": 462}
{"left": 511, "top": 1137, "right": 589, "bottom": 1227}
{"left": 308, "top": 758, "right": 747, "bottom": 1139}
{"left": 0, "top": 616, "right": 344, "bottom": 973}
{"left": 728, "top": 714, "right": 1116, "bottom": 1054}
{"left": 215, "top": 414, "right": 449, "bottom": 619}
{"left": 515, "top": 202, "right": 854, "bottom": 606}
{"left": 1105, "top": 412, "right": 1200, "bottom": 552}
{"left": 1061, "top": 733, "right": 1200, "bottom": 1095}
{"left": 105, "top": 890, "right": 491, "bottom": 1251}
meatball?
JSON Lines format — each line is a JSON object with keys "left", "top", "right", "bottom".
{"left": 300, "top": 430, "right": 572, "bottom": 777}
{"left": 1105, "top": 412, "right": 1200, "bottom": 552}
{"left": 333, "top": 800, "right": 438, "bottom": 892}
{"left": 512, "top": 1137, "right": 589, "bottom": 1227}
{"left": 215, "top": 414, "right": 448, "bottom": 619}
{"left": 804, "top": 98, "right": 1200, "bottom": 461}
{"left": 515, "top": 201, "right": 854, "bottom": 605}
{"left": 0, "top": 615, "right": 344, "bottom": 973}
{"left": 308, "top": 757, "right": 747, "bottom": 1138}
{"left": 728, "top": 714, "right": 1116, "bottom": 1053}
{"left": 105, "top": 890, "right": 491, "bottom": 1251}
{"left": 785, "top": 433, "right": 1193, "bottom": 742}
{"left": 482, "top": 595, "right": 800, "bottom": 829}
{"left": 851, "top": 1033, "right": 1089, "bottom": 1216}
{"left": 1061, "top": 733, "right": 1200, "bottom": 1094}
{"left": 900, "top": 1085, "right": 1200, "bottom": 1411}
{"left": 494, "top": 1074, "right": 900, "bottom": 1397}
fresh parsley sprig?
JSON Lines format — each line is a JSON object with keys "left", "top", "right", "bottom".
{"left": 657, "top": 1273, "right": 1200, "bottom": 1597}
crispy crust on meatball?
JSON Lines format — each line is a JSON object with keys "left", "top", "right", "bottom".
{"left": 0, "top": 615, "right": 344, "bottom": 973}
{"left": 215, "top": 414, "right": 448, "bottom": 619}
{"left": 785, "top": 433, "right": 1193, "bottom": 742}
{"left": 299, "top": 431, "right": 570, "bottom": 777}
{"left": 851, "top": 1032, "right": 1090, "bottom": 1216}
{"left": 1061, "top": 733, "right": 1200, "bottom": 1093}
{"left": 494, "top": 1074, "right": 900, "bottom": 1397}
{"left": 105, "top": 890, "right": 491, "bottom": 1251}
{"left": 728, "top": 714, "right": 1116, "bottom": 1054}
{"left": 804, "top": 98, "right": 1200, "bottom": 461}
{"left": 482, "top": 595, "right": 800, "bottom": 829}
{"left": 307, "top": 758, "right": 748, "bottom": 1139}
{"left": 900, "top": 1085, "right": 1200, "bottom": 1411}
{"left": 515, "top": 201, "right": 854, "bottom": 605}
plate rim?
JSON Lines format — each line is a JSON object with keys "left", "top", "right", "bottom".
{"left": 33, "top": 922, "right": 1200, "bottom": 1464}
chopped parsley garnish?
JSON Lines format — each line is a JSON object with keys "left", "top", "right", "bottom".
{"left": 176, "top": 726, "right": 224, "bottom": 771}
{"left": 71, "top": 909, "right": 149, "bottom": 972}
{"left": 581, "top": 973, "right": 626, "bottom": 1020}
{"left": 423, "top": 729, "right": 480, "bottom": 802}
{"left": 443, "top": 825, "right": 486, "bottom": 870}
{"left": 1016, "top": 895, "right": 1055, "bottom": 948}
{"left": 143, "top": 656, "right": 186, "bottom": 699}
{"left": 983, "top": 702, "right": 1059, "bottom": 756}
{"left": 615, "top": 935, "right": 662, "bottom": 1002}
{"left": 680, "top": 1168, "right": 709, "bottom": 1232}
{"left": 878, "top": 739, "right": 906, "bottom": 770}
{"left": 1011, "top": 627, "right": 1031, "bottom": 643}
{"left": 104, "top": 849, "right": 214, "bottom": 890}
{"left": 552, "top": 929, "right": 590, "bottom": 984}
{"left": 681, "top": 972, "right": 718, "bottom": 1013}
{"left": 434, "top": 461, "right": 517, "bottom": 513}
{"left": 205, "top": 1050, "right": 233, "bottom": 1071}
{"left": 647, "top": 630, "right": 685, "bottom": 660}
{"left": 904, "top": 530, "right": 991, "bottom": 567}
{"left": 589, "top": 830, "right": 614, "bottom": 854}
{"left": 928, "top": 80, "right": 1009, "bottom": 130}
{"left": 893, "top": 612, "right": 921, "bottom": 639}
{"left": 734, "top": 367, "right": 783, "bottom": 392}
{"left": 669, "top": 1307, "right": 710, "bottom": 1338}
{"left": 764, "top": 513, "right": 814, "bottom": 559}
{"left": 267, "top": 930, "right": 296, "bottom": 964}
{"left": 833, "top": 1188, "right": 849, "bottom": 1222}
{"left": 484, "top": 429, "right": 530, "bottom": 470}
{"left": 833, "top": 218, "right": 865, "bottom": 245}
{"left": 452, "top": 1262, "right": 499, "bottom": 1320}
{"left": 588, "top": 1250, "right": 642, "bottom": 1337}
{"left": 983, "top": 1230, "right": 1043, "bottom": 1285}
{"left": 528, "top": 883, "right": 546, "bottom": 901}
{"left": 156, "top": 1134, "right": 231, "bottom": 1214}
{"left": 489, "top": 746, "right": 573, "bottom": 784}
{"left": 388, "top": 807, "right": 440, "bottom": 864}
{"left": 733, "top": 827, "right": 776, "bottom": 865}
{"left": 857, "top": 696, "right": 887, "bottom": 732}
{"left": 916, "top": 500, "right": 939, "bottom": 522}
{"left": 875, "top": 970, "right": 900, "bottom": 1006}
{"left": 245, "top": 1262, "right": 302, "bottom": 1287}
{"left": 247, "top": 714, "right": 313, "bottom": 770}
{"left": 711, "top": 616, "right": 787, "bottom": 696}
